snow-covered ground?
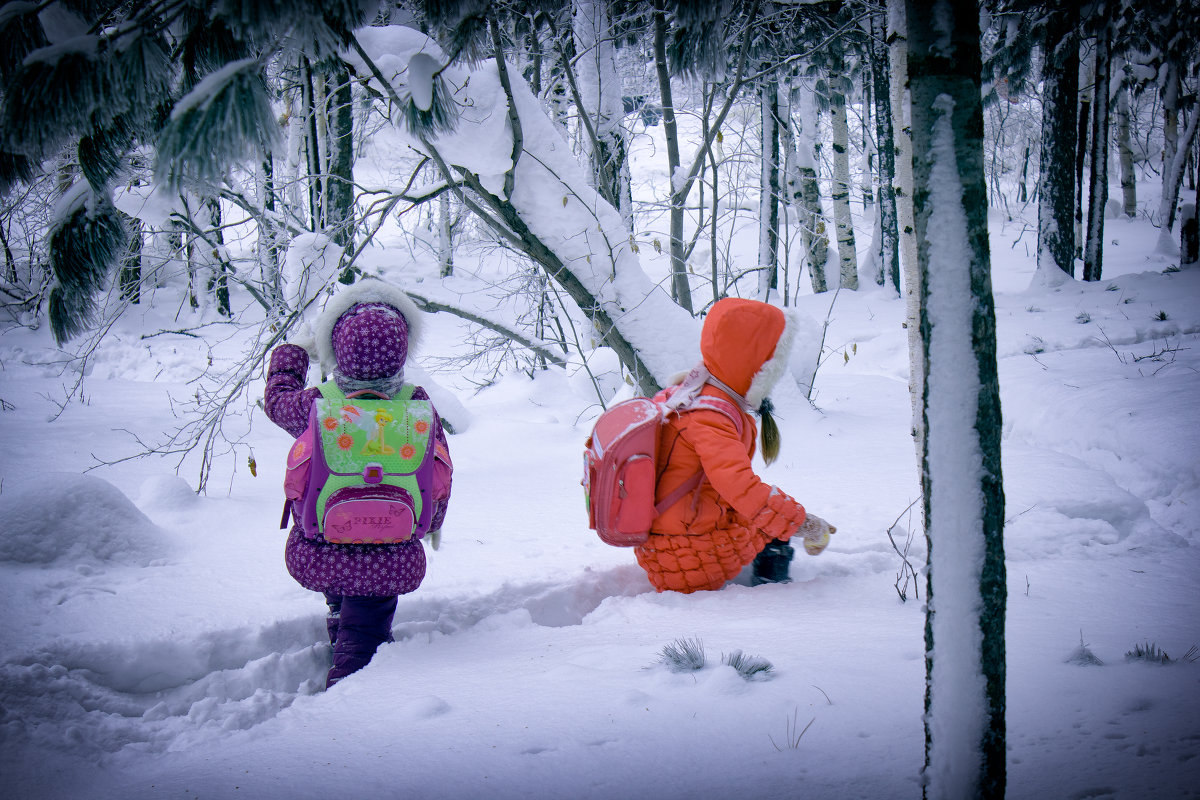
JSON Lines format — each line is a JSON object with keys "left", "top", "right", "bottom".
{"left": 3, "top": 122, "right": 1200, "bottom": 800}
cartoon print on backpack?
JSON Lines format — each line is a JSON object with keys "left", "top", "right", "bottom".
{"left": 584, "top": 297, "right": 836, "bottom": 593}
{"left": 265, "top": 278, "right": 452, "bottom": 688}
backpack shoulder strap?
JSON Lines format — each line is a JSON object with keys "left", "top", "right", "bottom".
{"left": 316, "top": 381, "right": 343, "bottom": 400}
{"left": 651, "top": 391, "right": 745, "bottom": 516}
{"left": 678, "top": 394, "right": 746, "bottom": 438}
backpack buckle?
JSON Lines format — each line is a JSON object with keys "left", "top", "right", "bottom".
{"left": 362, "top": 463, "right": 384, "bottom": 484}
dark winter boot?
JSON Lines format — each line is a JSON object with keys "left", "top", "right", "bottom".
{"left": 751, "top": 539, "right": 795, "bottom": 586}
{"left": 325, "top": 594, "right": 343, "bottom": 646}
{"left": 326, "top": 595, "right": 398, "bottom": 688}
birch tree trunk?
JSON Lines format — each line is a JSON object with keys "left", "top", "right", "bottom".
{"left": 1083, "top": 10, "right": 1111, "bottom": 282}
{"left": 890, "top": 0, "right": 922, "bottom": 455}
{"left": 1114, "top": 67, "right": 1137, "bottom": 217}
{"left": 870, "top": 7, "right": 900, "bottom": 294}
{"left": 791, "top": 79, "right": 829, "bottom": 294}
{"left": 829, "top": 44, "right": 858, "bottom": 290}
{"left": 1075, "top": 49, "right": 1093, "bottom": 261}
{"left": 907, "top": 0, "right": 1006, "bottom": 796}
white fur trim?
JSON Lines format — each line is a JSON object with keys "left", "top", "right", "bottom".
{"left": 745, "top": 310, "right": 796, "bottom": 409}
{"left": 312, "top": 279, "right": 425, "bottom": 375}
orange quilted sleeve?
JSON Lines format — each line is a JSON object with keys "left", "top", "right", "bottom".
{"left": 683, "top": 409, "right": 807, "bottom": 539}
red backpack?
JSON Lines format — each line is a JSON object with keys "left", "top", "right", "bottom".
{"left": 582, "top": 386, "right": 743, "bottom": 547}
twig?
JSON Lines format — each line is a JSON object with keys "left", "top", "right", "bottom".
{"left": 886, "top": 497, "right": 922, "bottom": 602}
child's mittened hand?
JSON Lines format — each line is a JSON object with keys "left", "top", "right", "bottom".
{"left": 798, "top": 514, "right": 836, "bottom": 556}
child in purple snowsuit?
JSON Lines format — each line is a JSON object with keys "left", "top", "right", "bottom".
{"left": 265, "top": 279, "right": 451, "bottom": 688}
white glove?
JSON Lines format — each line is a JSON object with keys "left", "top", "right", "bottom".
{"left": 425, "top": 529, "right": 442, "bottom": 551}
{"left": 798, "top": 514, "right": 836, "bottom": 556}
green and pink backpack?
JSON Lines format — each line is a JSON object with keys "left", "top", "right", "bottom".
{"left": 281, "top": 383, "right": 451, "bottom": 544}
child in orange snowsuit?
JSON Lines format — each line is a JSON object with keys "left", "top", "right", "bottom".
{"left": 635, "top": 298, "right": 835, "bottom": 593}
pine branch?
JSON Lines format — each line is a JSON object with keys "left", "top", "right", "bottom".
{"left": 155, "top": 57, "right": 280, "bottom": 192}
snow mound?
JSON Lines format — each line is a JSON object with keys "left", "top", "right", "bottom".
{"left": 137, "top": 474, "right": 200, "bottom": 511}
{"left": 1003, "top": 446, "right": 1182, "bottom": 559}
{"left": 0, "top": 473, "right": 164, "bottom": 565}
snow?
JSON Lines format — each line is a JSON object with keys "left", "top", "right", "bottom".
{"left": 2, "top": 39, "right": 1200, "bottom": 800}
{"left": 281, "top": 232, "right": 343, "bottom": 317}
{"left": 406, "top": 53, "right": 438, "bottom": 112}
{"left": 921, "top": 93, "right": 989, "bottom": 797}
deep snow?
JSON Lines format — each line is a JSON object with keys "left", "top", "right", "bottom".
{"left": 2, "top": 70, "right": 1200, "bottom": 800}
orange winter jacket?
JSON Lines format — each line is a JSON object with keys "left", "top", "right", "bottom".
{"left": 635, "top": 299, "right": 807, "bottom": 593}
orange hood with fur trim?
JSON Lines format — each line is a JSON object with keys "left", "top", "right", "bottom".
{"left": 700, "top": 298, "right": 792, "bottom": 409}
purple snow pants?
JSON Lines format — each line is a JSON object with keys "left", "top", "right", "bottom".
{"left": 324, "top": 594, "right": 398, "bottom": 688}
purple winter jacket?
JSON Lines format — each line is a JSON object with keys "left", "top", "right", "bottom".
{"left": 265, "top": 334, "right": 450, "bottom": 597}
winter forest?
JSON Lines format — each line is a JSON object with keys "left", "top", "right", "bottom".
{"left": 1, "top": 0, "right": 1199, "bottom": 798}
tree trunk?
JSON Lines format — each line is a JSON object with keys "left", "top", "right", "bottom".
{"left": 326, "top": 60, "right": 356, "bottom": 283}
{"left": 758, "top": 74, "right": 780, "bottom": 301}
{"left": 1018, "top": 143, "right": 1030, "bottom": 203}
{"left": 870, "top": 7, "right": 900, "bottom": 294}
{"left": 1114, "top": 59, "right": 1137, "bottom": 217}
{"left": 1075, "top": 53, "right": 1092, "bottom": 261}
{"left": 703, "top": 82, "right": 721, "bottom": 307}
{"left": 258, "top": 157, "right": 284, "bottom": 315}
{"left": 1035, "top": 7, "right": 1078, "bottom": 284}
{"left": 653, "top": 0, "right": 694, "bottom": 313}
{"left": 829, "top": 44, "right": 858, "bottom": 290}
{"left": 1083, "top": 10, "right": 1111, "bottom": 282}
{"left": 791, "top": 79, "right": 829, "bottom": 294}
{"left": 889, "top": 0, "right": 922, "bottom": 458}
{"left": 1155, "top": 66, "right": 1200, "bottom": 251}
{"left": 120, "top": 214, "right": 142, "bottom": 304}
{"left": 574, "top": 0, "right": 632, "bottom": 231}
{"left": 907, "top": 0, "right": 1006, "bottom": 797}
{"left": 302, "top": 58, "right": 323, "bottom": 232}
{"left": 438, "top": 192, "right": 454, "bottom": 277}
{"left": 205, "top": 198, "right": 231, "bottom": 318}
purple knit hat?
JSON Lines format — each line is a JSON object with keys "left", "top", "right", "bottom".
{"left": 331, "top": 302, "right": 409, "bottom": 381}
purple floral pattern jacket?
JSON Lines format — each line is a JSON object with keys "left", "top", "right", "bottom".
{"left": 265, "top": 344, "right": 450, "bottom": 596}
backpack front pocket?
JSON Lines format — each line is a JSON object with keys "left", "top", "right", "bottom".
{"left": 321, "top": 485, "right": 418, "bottom": 544}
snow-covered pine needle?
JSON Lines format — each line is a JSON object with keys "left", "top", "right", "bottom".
{"left": 722, "top": 650, "right": 774, "bottom": 681}
{"left": 47, "top": 189, "right": 127, "bottom": 344}
{"left": 155, "top": 57, "right": 279, "bottom": 192}
{"left": 658, "top": 637, "right": 706, "bottom": 672}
